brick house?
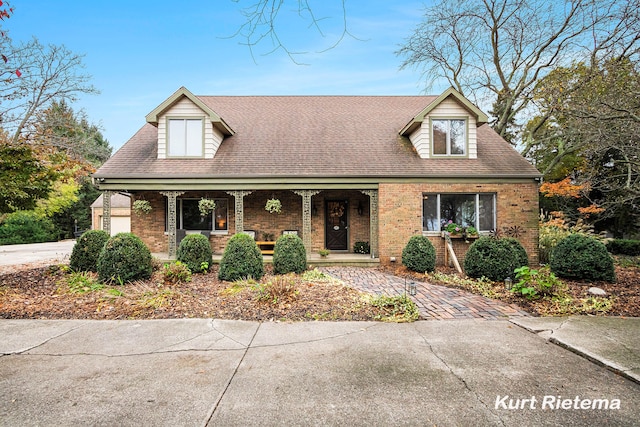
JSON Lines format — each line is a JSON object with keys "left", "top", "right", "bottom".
{"left": 93, "top": 86, "right": 541, "bottom": 265}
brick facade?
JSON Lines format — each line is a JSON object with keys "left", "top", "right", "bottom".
{"left": 378, "top": 181, "right": 539, "bottom": 266}
{"left": 129, "top": 181, "right": 539, "bottom": 265}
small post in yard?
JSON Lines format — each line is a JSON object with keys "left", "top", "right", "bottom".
{"left": 444, "top": 233, "right": 463, "bottom": 274}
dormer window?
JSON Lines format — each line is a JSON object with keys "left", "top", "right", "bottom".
{"left": 432, "top": 118, "right": 466, "bottom": 156}
{"left": 168, "top": 118, "right": 204, "bottom": 157}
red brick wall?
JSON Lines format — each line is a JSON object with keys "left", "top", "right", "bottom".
{"left": 378, "top": 181, "right": 539, "bottom": 266}
{"left": 129, "top": 182, "right": 539, "bottom": 265}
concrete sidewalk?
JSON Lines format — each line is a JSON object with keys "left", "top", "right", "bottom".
{"left": 1, "top": 318, "right": 638, "bottom": 426}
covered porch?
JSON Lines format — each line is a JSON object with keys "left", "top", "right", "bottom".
{"left": 100, "top": 185, "right": 380, "bottom": 263}
{"left": 152, "top": 251, "right": 380, "bottom": 267}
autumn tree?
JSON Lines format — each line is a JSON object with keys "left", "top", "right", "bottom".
{"left": 528, "top": 57, "right": 640, "bottom": 236}
{"left": 397, "top": 0, "right": 640, "bottom": 143}
{"left": 32, "top": 101, "right": 112, "bottom": 238}
{"left": 0, "top": 130, "right": 57, "bottom": 213}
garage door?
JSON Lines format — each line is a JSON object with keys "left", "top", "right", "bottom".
{"left": 99, "top": 216, "right": 131, "bottom": 235}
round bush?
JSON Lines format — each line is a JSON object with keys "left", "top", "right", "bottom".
{"left": 0, "top": 211, "right": 56, "bottom": 245}
{"left": 177, "top": 233, "right": 213, "bottom": 273}
{"left": 219, "top": 233, "right": 264, "bottom": 281}
{"left": 97, "top": 233, "right": 153, "bottom": 284}
{"left": 69, "top": 229, "right": 110, "bottom": 272}
{"left": 273, "top": 234, "right": 307, "bottom": 274}
{"left": 402, "top": 235, "right": 436, "bottom": 273}
{"left": 550, "top": 234, "right": 615, "bottom": 282}
{"left": 464, "top": 237, "right": 528, "bottom": 281}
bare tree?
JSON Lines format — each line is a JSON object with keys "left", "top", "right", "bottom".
{"left": 397, "top": 0, "right": 640, "bottom": 143}
{"left": 230, "top": 0, "right": 353, "bottom": 64}
{"left": 0, "top": 37, "right": 97, "bottom": 144}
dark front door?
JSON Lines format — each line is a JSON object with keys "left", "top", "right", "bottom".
{"left": 325, "top": 200, "right": 348, "bottom": 251}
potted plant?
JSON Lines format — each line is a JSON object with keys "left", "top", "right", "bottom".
{"left": 444, "top": 221, "right": 463, "bottom": 235}
{"left": 132, "top": 199, "right": 152, "bottom": 216}
{"left": 265, "top": 198, "right": 282, "bottom": 214}
{"left": 465, "top": 226, "right": 478, "bottom": 237}
{"left": 198, "top": 198, "right": 216, "bottom": 217}
{"left": 319, "top": 248, "right": 330, "bottom": 258}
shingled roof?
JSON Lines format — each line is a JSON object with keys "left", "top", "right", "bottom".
{"left": 94, "top": 95, "right": 540, "bottom": 181}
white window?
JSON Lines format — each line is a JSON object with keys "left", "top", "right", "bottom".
{"left": 432, "top": 119, "right": 466, "bottom": 156}
{"left": 168, "top": 118, "right": 203, "bottom": 157}
{"left": 423, "top": 193, "right": 495, "bottom": 232}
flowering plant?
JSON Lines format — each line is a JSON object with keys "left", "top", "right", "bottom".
{"left": 198, "top": 198, "right": 216, "bottom": 216}
{"left": 132, "top": 200, "right": 152, "bottom": 216}
{"left": 444, "top": 220, "right": 463, "bottom": 234}
{"left": 265, "top": 198, "right": 282, "bottom": 214}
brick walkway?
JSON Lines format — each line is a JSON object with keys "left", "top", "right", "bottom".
{"left": 320, "top": 267, "right": 530, "bottom": 320}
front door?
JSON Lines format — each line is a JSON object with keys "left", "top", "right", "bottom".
{"left": 325, "top": 200, "right": 348, "bottom": 251}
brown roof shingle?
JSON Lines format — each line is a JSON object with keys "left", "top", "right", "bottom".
{"left": 95, "top": 95, "right": 540, "bottom": 180}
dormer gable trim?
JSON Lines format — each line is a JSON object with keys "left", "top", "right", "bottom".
{"left": 145, "top": 86, "right": 235, "bottom": 136}
{"left": 399, "top": 87, "right": 488, "bottom": 136}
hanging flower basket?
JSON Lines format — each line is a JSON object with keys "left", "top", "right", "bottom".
{"left": 265, "top": 198, "right": 282, "bottom": 214}
{"left": 198, "top": 198, "right": 216, "bottom": 217}
{"left": 132, "top": 200, "right": 152, "bottom": 216}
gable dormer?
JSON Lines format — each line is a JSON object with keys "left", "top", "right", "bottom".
{"left": 400, "top": 87, "right": 488, "bottom": 159}
{"left": 145, "top": 87, "right": 234, "bottom": 159}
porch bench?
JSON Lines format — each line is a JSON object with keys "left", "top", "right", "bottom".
{"left": 256, "top": 241, "right": 276, "bottom": 255}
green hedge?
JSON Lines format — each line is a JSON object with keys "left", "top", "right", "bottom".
{"left": 97, "top": 233, "right": 153, "bottom": 284}
{"left": 177, "top": 233, "right": 213, "bottom": 273}
{"left": 464, "top": 237, "right": 528, "bottom": 281}
{"left": 402, "top": 235, "right": 436, "bottom": 273}
{"left": 70, "top": 230, "right": 110, "bottom": 272}
{"left": 551, "top": 234, "right": 615, "bottom": 282}
{"left": 218, "top": 233, "right": 264, "bottom": 281}
{"left": 273, "top": 234, "right": 307, "bottom": 274}
{"left": 606, "top": 239, "right": 640, "bottom": 256}
{"left": 0, "top": 211, "right": 57, "bottom": 245}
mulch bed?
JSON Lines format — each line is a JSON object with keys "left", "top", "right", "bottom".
{"left": 1, "top": 261, "right": 638, "bottom": 320}
{"left": 382, "top": 265, "right": 640, "bottom": 317}
{"left": 0, "top": 264, "right": 387, "bottom": 321}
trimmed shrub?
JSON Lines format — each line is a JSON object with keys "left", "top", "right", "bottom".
{"left": 177, "top": 233, "right": 213, "bottom": 273}
{"left": 0, "top": 211, "right": 56, "bottom": 245}
{"left": 273, "top": 234, "right": 307, "bottom": 274}
{"left": 551, "top": 234, "right": 615, "bottom": 282}
{"left": 219, "top": 233, "right": 264, "bottom": 281}
{"left": 69, "top": 229, "right": 110, "bottom": 272}
{"left": 464, "top": 237, "right": 528, "bottom": 281}
{"left": 97, "top": 233, "right": 153, "bottom": 284}
{"left": 606, "top": 239, "right": 640, "bottom": 256}
{"left": 402, "top": 235, "right": 436, "bottom": 273}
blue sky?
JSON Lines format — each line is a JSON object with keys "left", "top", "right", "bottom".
{"left": 7, "top": 1, "right": 439, "bottom": 150}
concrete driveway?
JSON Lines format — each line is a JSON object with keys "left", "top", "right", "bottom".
{"left": 1, "top": 319, "right": 638, "bottom": 426}
{"left": 0, "top": 240, "right": 75, "bottom": 266}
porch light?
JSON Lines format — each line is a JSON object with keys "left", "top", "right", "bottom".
{"left": 357, "top": 201, "right": 364, "bottom": 216}
{"left": 504, "top": 277, "right": 512, "bottom": 290}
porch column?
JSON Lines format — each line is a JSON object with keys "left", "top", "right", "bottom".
{"left": 160, "top": 191, "right": 185, "bottom": 258}
{"left": 361, "top": 190, "right": 379, "bottom": 258}
{"left": 226, "top": 190, "right": 253, "bottom": 233}
{"left": 101, "top": 190, "right": 113, "bottom": 236}
{"left": 293, "top": 190, "right": 321, "bottom": 254}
